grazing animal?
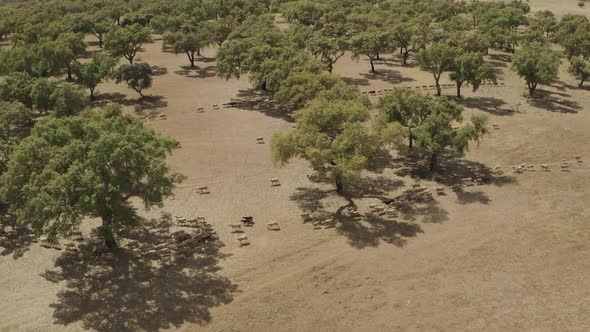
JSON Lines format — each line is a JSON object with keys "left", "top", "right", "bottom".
{"left": 229, "top": 224, "right": 243, "bottom": 233}
{"left": 236, "top": 235, "right": 250, "bottom": 246}
{"left": 266, "top": 221, "right": 280, "bottom": 231}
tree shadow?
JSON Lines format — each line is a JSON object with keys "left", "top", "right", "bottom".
{"left": 392, "top": 152, "right": 516, "bottom": 205}
{"left": 289, "top": 176, "right": 440, "bottom": 249}
{"left": 377, "top": 55, "right": 420, "bottom": 68}
{"left": 233, "top": 89, "right": 293, "bottom": 121}
{"left": 41, "top": 216, "right": 237, "bottom": 332}
{"left": 81, "top": 49, "right": 101, "bottom": 60}
{"left": 151, "top": 65, "right": 168, "bottom": 76}
{"left": 360, "top": 69, "right": 415, "bottom": 85}
{"left": 488, "top": 60, "right": 508, "bottom": 68}
{"left": 0, "top": 211, "right": 35, "bottom": 259}
{"left": 174, "top": 65, "right": 216, "bottom": 79}
{"left": 336, "top": 212, "right": 423, "bottom": 248}
{"left": 290, "top": 187, "right": 331, "bottom": 213}
{"left": 94, "top": 93, "right": 168, "bottom": 112}
{"left": 454, "top": 188, "right": 491, "bottom": 205}
{"left": 341, "top": 76, "right": 370, "bottom": 86}
{"left": 563, "top": 82, "right": 590, "bottom": 91}
{"left": 344, "top": 176, "right": 405, "bottom": 199}
{"left": 527, "top": 89, "right": 580, "bottom": 114}
{"left": 458, "top": 96, "right": 515, "bottom": 116}
{"left": 487, "top": 53, "right": 512, "bottom": 63}
{"left": 197, "top": 56, "right": 216, "bottom": 64}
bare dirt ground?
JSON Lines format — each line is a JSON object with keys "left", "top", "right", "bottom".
{"left": 1, "top": 1, "right": 590, "bottom": 331}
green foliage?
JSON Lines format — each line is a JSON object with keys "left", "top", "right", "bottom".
{"left": 391, "top": 22, "right": 414, "bottom": 65}
{"left": 0, "top": 46, "right": 43, "bottom": 77}
{"left": 272, "top": 96, "right": 382, "bottom": 192}
{"left": 553, "top": 14, "right": 590, "bottom": 59}
{"left": 472, "top": 1, "right": 529, "bottom": 52}
{"left": 216, "top": 14, "right": 282, "bottom": 80}
{"left": 163, "top": 28, "right": 211, "bottom": 68}
{"left": 92, "top": 18, "right": 113, "bottom": 48}
{"left": 209, "top": 16, "right": 239, "bottom": 46}
{"left": 281, "top": 0, "right": 328, "bottom": 27}
{"left": 150, "top": 14, "right": 184, "bottom": 34}
{"left": 0, "top": 122, "right": 17, "bottom": 176}
{"left": 38, "top": 32, "right": 87, "bottom": 78}
{"left": 449, "top": 52, "right": 497, "bottom": 98}
{"left": 50, "top": 83, "right": 88, "bottom": 117}
{"left": 0, "top": 107, "right": 184, "bottom": 248}
{"left": 73, "top": 52, "right": 118, "bottom": 99}
{"left": 413, "top": 98, "right": 487, "bottom": 171}
{"left": 274, "top": 72, "right": 346, "bottom": 111}
{"left": 512, "top": 42, "right": 561, "bottom": 96}
{"left": 113, "top": 63, "right": 153, "bottom": 97}
{"left": 530, "top": 10, "right": 557, "bottom": 38}
{"left": 307, "top": 32, "right": 347, "bottom": 73}
{"left": 350, "top": 27, "right": 390, "bottom": 73}
{"left": 30, "top": 78, "right": 57, "bottom": 113}
{"left": 0, "top": 101, "right": 33, "bottom": 131}
{"left": 0, "top": 72, "right": 34, "bottom": 108}
{"left": 104, "top": 24, "right": 151, "bottom": 63}
{"left": 376, "top": 88, "right": 432, "bottom": 149}
{"left": 252, "top": 47, "right": 324, "bottom": 93}
{"left": 568, "top": 56, "right": 590, "bottom": 87}
{"left": 417, "top": 43, "right": 459, "bottom": 96}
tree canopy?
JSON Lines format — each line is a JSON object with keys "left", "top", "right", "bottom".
{"left": 413, "top": 99, "right": 488, "bottom": 171}
{"left": 511, "top": 42, "right": 560, "bottom": 96}
{"left": 417, "top": 43, "right": 459, "bottom": 96}
{"left": 377, "top": 88, "right": 431, "bottom": 149}
{"left": 272, "top": 96, "right": 383, "bottom": 193}
{"left": 113, "top": 63, "right": 154, "bottom": 97}
{"left": 449, "top": 51, "right": 497, "bottom": 98}
{"left": 105, "top": 24, "right": 152, "bottom": 64}
{"left": 73, "top": 52, "right": 118, "bottom": 99}
{"left": 0, "top": 107, "right": 184, "bottom": 248}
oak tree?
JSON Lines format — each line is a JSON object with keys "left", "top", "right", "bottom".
{"left": 0, "top": 107, "right": 184, "bottom": 249}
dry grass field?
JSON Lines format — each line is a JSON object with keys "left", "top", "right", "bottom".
{"left": 1, "top": 1, "right": 590, "bottom": 331}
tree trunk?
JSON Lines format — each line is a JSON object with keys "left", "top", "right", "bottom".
{"left": 197, "top": 48, "right": 201, "bottom": 56}
{"left": 335, "top": 175, "right": 344, "bottom": 193}
{"left": 400, "top": 47, "right": 403, "bottom": 55}
{"left": 456, "top": 82, "right": 462, "bottom": 98}
{"left": 402, "top": 49, "right": 409, "bottom": 65}
{"left": 99, "top": 38, "right": 103, "bottom": 48}
{"left": 370, "top": 59, "right": 375, "bottom": 73}
{"left": 187, "top": 51, "right": 195, "bottom": 68}
{"left": 408, "top": 127, "right": 413, "bottom": 149}
{"left": 527, "top": 82, "right": 536, "bottom": 96}
{"left": 434, "top": 75, "right": 441, "bottom": 96}
{"left": 376, "top": 53, "right": 380, "bottom": 61}
{"left": 67, "top": 67, "right": 72, "bottom": 81}
{"left": 580, "top": 78, "right": 586, "bottom": 88}
{"left": 90, "top": 87, "right": 95, "bottom": 100}
{"left": 429, "top": 152, "right": 438, "bottom": 172}
{"left": 101, "top": 213, "right": 118, "bottom": 249}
